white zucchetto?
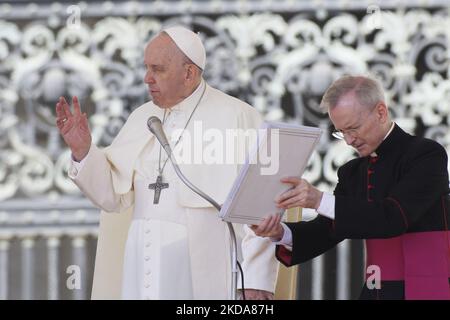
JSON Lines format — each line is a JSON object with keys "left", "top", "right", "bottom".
{"left": 163, "top": 26, "right": 206, "bottom": 70}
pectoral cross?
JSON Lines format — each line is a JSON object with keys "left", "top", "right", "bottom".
{"left": 148, "top": 175, "right": 169, "bottom": 204}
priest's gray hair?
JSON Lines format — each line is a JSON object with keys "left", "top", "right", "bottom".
{"left": 320, "top": 75, "right": 385, "bottom": 113}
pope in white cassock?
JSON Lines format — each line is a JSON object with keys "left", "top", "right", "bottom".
{"left": 55, "top": 26, "right": 279, "bottom": 300}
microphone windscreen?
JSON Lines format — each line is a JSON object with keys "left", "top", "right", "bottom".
{"left": 147, "top": 116, "right": 162, "bottom": 134}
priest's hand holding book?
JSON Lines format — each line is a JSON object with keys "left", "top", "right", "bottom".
{"left": 251, "top": 177, "right": 323, "bottom": 240}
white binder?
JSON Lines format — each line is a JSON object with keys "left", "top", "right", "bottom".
{"left": 219, "top": 121, "right": 322, "bottom": 225}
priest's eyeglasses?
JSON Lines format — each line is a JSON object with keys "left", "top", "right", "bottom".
{"left": 332, "top": 127, "right": 361, "bottom": 140}
{"left": 331, "top": 103, "right": 379, "bottom": 140}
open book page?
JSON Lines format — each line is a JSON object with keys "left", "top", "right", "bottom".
{"left": 219, "top": 121, "right": 322, "bottom": 225}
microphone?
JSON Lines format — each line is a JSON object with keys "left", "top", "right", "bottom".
{"left": 147, "top": 116, "right": 171, "bottom": 152}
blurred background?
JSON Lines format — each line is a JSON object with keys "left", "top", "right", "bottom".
{"left": 0, "top": 0, "right": 449, "bottom": 300}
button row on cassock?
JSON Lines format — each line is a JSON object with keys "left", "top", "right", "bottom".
{"left": 143, "top": 223, "right": 152, "bottom": 297}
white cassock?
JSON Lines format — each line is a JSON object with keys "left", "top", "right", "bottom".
{"left": 69, "top": 79, "right": 279, "bottom": 299}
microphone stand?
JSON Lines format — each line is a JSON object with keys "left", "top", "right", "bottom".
{"left": 161, "top": 144, "right": 239, "bottom": 300}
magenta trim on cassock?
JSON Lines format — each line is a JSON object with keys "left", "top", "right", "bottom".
{"left": 366, "top": 231, "right": 450, "bottom": 300}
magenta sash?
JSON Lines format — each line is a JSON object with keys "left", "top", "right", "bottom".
{"left": 366, "top": 231, "right": 450, "bottom": 300}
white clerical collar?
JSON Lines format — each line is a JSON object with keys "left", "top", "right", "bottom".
{"left": 370, "top": 122, "right": 395, "bottom": 157}
{"left": 168, "top": 78, "right": 206, "bottom": 115}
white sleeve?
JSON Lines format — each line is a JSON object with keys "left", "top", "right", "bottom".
{"left": 69, "top": 144, "right": 133, "bottom": 213}
{"left": 68, "top": 146, "right": 93, "bottom": 179}
{"left": 271, "top": 222, "right": 293, "bottom": 251}
{"left": 239, "top": 225, "right": 280, "bottom": 293}
{"left": 316, "top": 192, "right": 335, "bottom": 220}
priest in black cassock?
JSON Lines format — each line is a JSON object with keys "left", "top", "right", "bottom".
{"left": 252, "top": 75, "right": 450, "bottom": 300}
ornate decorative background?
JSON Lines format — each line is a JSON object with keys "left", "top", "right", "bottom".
{"left": 0, "top": 0, "right": 449, "bottom": 299}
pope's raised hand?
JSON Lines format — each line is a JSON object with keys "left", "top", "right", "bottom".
{"left": 55, "top": 96, "right": 92, "bottom": 161}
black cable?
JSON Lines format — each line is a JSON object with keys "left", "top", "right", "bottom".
{"left": 237, "top": 261, "right": 246, "bottom": 300}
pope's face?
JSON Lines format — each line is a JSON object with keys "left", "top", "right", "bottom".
{"left": 144, "top": 35, "right": 187, "bottom": 108}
